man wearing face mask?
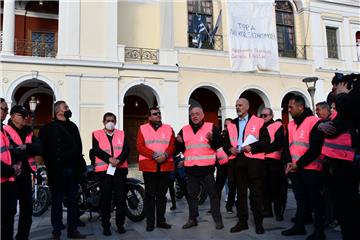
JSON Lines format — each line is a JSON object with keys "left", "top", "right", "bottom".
{"left": 39, "top": 101, "right": 86, "bottom": 239}
{"left": 91, "top": 112, "right": 129, "bottom": 236}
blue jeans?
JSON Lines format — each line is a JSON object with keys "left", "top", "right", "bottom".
{"left": 50, "top": 168, "right": 79, "bottom": 235}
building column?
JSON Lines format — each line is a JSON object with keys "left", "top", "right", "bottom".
{"left": 1, "top": 0, "right": 15, "bottom": 56}
{"left": 314, "top": 78, "right": 327, "bottom": 103}
{"left": 65, "top": 74, "right": 81, "bottom": 126}
{"left": 57, "top": 0, "right": 80, "bottom": 59}
{"left": 221, "top": 106, "right": 236, "bottom": 121}
{"left": 104, "top": 77, "right": 119, "bottom": 118}
{"left": 272, "top": 107, "right": 283, "bottom": 120}
{"left": 106, "top": 0, "right": 118, "bottom": 61}
{"left": 178, "top": 104, "right": 190, "bottom": 133}
{"left": 161, "top": 78, "right": 179, "bottom": 131}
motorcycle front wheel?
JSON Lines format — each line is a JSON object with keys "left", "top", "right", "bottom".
{"left": 32, "top": 186, "right": 50, "bottom": 217}
{"left": 125, "top": 184, "right": 146, "bottom": 222}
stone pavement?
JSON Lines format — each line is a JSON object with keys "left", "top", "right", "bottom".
{"left": 19, "top": 189, "right": 341, "bottom": 240}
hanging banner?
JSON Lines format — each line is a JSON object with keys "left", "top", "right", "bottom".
{"left": 227, "top": 0, "right": 279, "bottom": 72}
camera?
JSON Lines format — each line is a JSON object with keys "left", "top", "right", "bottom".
{"left": 332, "top": 72, "right": 360, "bottom": 91}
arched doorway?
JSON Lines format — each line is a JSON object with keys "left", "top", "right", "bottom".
{"left": 239, "top": 89, "right": 266, "bottom": 117}
{"left": 189, "top": 88, "right": 222, "bottom": 129}
{"left": 11, "top": 80, "right": 55, "bottom": 134}
{"left": 123, "top": 85, "right": 158, "bottom": 165}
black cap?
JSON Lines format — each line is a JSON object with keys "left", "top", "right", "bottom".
{"left": 10, "top": 105, "right": 29, "bottom": 117}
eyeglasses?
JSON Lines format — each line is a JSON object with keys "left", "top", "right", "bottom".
{"left": 151, "top": 112, "right": 161, "bottom": 116}
{"left": 1, "top": 107, "right": 8, "bottom": 112}
{"left": 260, "top": 114, "right": 269, "bottom": 118}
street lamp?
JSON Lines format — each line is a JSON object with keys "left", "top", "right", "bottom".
{"left": 302, "top": 77, "right": 318, "bottom": 114}
{"left": 29, "top": 96, "right": 40, "bottom": 130}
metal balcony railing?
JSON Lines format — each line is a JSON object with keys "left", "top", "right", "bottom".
{"left": 188, "top": 32, "right": 223, "bottom": 51}
{"left": 125, "top": 47, "right": 159, "bottom": 64}
{"left": 278, "top": 45, "right": 307, "bottom": 59}
{"left": 14, "top": 39, "right": 57, "bottom": 57}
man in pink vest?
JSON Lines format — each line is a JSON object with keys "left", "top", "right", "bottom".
{"left": 281, "top": 95, "right": 325, "bottom": 240}
{"left": 1, "top": 98, "right": 19, "bottom": 240}
{"left": 4, "top": 105, "right": 43, "bottom": 240}
{"left": 223, "top": 98, "right": 270, "bottom": 234}
{"left": 261, "top": 108, "right": 285, "bottom": 221}
{"left": 137, "top": 107, "right": 175, "bottom": 232}
{"left": 91, "top": 112, "right": 129, "bottom": 236}
{"left": 176, "top": 105, "right": 224, "bottom": 230}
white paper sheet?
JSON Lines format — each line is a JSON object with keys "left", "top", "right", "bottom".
{"left": 106, "top": 164, "right": 116, "bottom": 176}
{"left": 241, "top": 134, "right": 258, "bottom": 147}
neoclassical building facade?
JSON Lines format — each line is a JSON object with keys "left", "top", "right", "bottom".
{"left": 1, "top": 0, "right": 359, "bottom": 163}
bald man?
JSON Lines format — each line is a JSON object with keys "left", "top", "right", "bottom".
{"left": 224, "top": 98, "right": 270, "bottom": 234}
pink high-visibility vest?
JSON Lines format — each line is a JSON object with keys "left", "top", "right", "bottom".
{"left": 138, "top": 123, "right": 174, "bottom": 172}
{"left": 1, "top": 130, "right": 15, "bottom": 183}
{"left": 243, "top": 116, "right": 265, "bottom": 160}
{"left": 321, "top": 111, "right": 355, "bottom": 161}
{"left": 4, "top": 125, "right": 37, "bottom": 172}
{"left": 216, "top": 147, "right": 229, "bottom": 165}
{"left": 93, "top": 129, "right": 128, "bottom": 172}
{"left": 227, "top": 122, "right": 238, "bottom": 160}
{"left": 183, "top": 122, "right": 216, "bottom": 167}
{"left": 288, "top": 116, "right": 323, "bottom": 171}
{"left": 265, "top": 121, "right": 283, "bottom": 160}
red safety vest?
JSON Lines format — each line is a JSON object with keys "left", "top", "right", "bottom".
{"left": 93, "top": 129, "right": 128, "bottom": 172}
{"left": 321, "top": 111, "right": 355, "bottom": 161}
{"left": 243, "top": 115, "right": 265, "bottom": 160}
{"left": 227, "top": 122, "right": 238, "bottom": 160}
{"left": 1, "top": 130, "right": 15, "bottom": 183}
{"left": 265, "top": 121, "right": 283, "bottom": 160}
{"left": 138, "top": 123, "right": 174, "bottom": 172}
{"left": 3, "top": 125, "right": 37, "bottom": 173}
{"left": 183, "top": 122, "right": 216, "bottom": 167}
{"left": 216, "top": 147, "right": 229, "bottom": 165}
{"left": 288, "top": 116, "right": 323, "bottom": 171}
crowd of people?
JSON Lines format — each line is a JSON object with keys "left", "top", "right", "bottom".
{"left": 1, "top": 72, "right": 359, "bottom": 240}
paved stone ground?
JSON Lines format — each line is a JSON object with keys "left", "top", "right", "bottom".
{"left": 17, "top": 186, "right": 341, "bottom": 240}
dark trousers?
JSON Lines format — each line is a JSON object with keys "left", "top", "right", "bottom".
{"left": 328, "top": 157, "right": 360, "bottom": 240}
{"left": 100, "top": 169, "right": 127, "bottom": 229}
{"left": 143, "top": 171, "right": 169, "bottom": 226}
{"left": 235, "top": 156, "right": 264, "bottom": 225}
{"left": 215, "top": 163, "right": 228, "bottom": 199}
{"left": 263, "top": 158, "right": 284, "bottom": 217}
{"left": 322, "top": 159, "right": 336, "bottom": 225}
{"left": 186, "top": 173, "right": 222, "bottom": 222}
{"left": 226, "top": 160, "right": 237, "bottom": 211}
{"left": 1, "top": 182, "right": 17, "bottom": 240}
{"left": 50, "top": 168, "right": 79, "bottom": 235}
{"left": 168, "top": 179, "right": 176, "bottom": 207}
{"left": 290, "top": 170, "right": 324, "bottom": 230}
{"left": 14, "top": 173, "right": 33, "bottom": 240}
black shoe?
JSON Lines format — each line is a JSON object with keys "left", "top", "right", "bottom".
{"left": 291, "top": 216, "right": 313, "bottom": 224}
{"left": 230, "top": 222, "right": 249, "bottom": 233}
{"left": 306, "top": 229, "right": 326, "bottom": 240}
{"left": 157, "top": 222, "right": 171, "bottom": 229}
{"left": 255, "top": 225, "right": 265, "bottom": 234}
{"left": 276, "top": 215, "right": 284, "bottom": 221}
{"left": 207, "top": 209, "right": 212, "bottom": 214}
{"left": 77, "top": 220, "right": 86, "bottom": 227}
{"left": 226, "top": 207, "right": 233, "bottom": 214}
{"left": 146, "top": 225, "right": 155, "bottom": 232}
{"left": 215, "top": 219, "right": 224, "bottom": 230}
{"left": 118, "top": 226, "right": 126, "bottom": 234}
{"left": 103, "top": 228, "right": 112, "bottom": 236}
{"left": 182, "top": 219, "right": 198, "bottom": 229}
{"left": 170, "top": 205, "right": 176, "bottom": 210}
{"left": 281, "top": 225, "right": 306, "bottom": 236}
{"left": 67, "top": 230, "right": 86, "bottom": 239}
{"left": 52, "top": 233, "right": 61, "bottom": 240}
{"left": 61, "top": 224, "right": 66, "bottom": 230}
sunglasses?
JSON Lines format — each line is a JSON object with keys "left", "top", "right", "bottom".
{"left": 1, "top": 107, "right": 9, "bottom": 112}
{"left": 260, "top": 114, "right": 269, "bottom": 118}
{"left": 151, "top": 112, "right": 161, "bottom": 116}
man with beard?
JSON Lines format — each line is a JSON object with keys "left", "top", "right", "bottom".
{"left": 281, "top": 95, "right": 325, "bottom": 240}
{"left": 39, "top": 101, "right": 86, "bottom": 239}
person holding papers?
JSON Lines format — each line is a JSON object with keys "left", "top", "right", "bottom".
{"left": 223, "top": 98, "right": 270, "bottom": 234}
{"left": 92, "top": 112, "right": 129, "bottom": 236}
{"left": 137, "top": 107, "right": 175, "bottom": 232}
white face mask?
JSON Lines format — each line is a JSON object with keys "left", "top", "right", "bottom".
{"left": 105, "top": 122, "right": 115, "bottom": 131}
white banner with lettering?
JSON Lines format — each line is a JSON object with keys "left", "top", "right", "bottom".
{"left": 227, "top": 0, "right": 279, "bottom": 72}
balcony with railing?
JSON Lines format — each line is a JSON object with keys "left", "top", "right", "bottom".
{"left": 14, "top": 39, "right": 57, "bottom": 58}
{"left": 124, "top": 47, "right": 159, "bottom": 64}
{"left": 188, "top": 32, "right": 223, "bottom": 51}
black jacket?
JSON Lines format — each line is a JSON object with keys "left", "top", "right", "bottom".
{"left": 264, "top": 120, "right": 285, "bottom": 156}
{"left": 282, "top": 108, "right": 324, "bottom": 170}
{"left": 223, "top": 114, "right": 270, "bottom": 157}
{"left": 39, "top": 118, "right": 86, "bottom": 189}
{"left": 176, "top": 121, "right": 222, "bottom": 177}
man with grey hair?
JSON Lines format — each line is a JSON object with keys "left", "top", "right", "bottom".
{"left": 39, "top": 100, "right": 86, "bottom": 239}
{"left": 315, "top": 102, "right": 331, "bottom": 121}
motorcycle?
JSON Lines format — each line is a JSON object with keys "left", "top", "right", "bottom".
{"left": 77, "top": 165, "right": 146, "bottom": 222}
{"left": 32, "top": 166, "right": 51, "bottom": 217}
